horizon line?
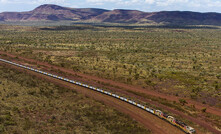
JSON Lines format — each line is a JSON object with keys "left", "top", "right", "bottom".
{"left": 0, "top": 4, "right": 220, "bottom": 14}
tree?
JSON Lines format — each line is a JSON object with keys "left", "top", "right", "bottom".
{"left": 201, "top": 107, "right": 207, "bottom": 113}
{"left": 134, "top": 73, "right": 139, "bottom": 80}
{"left": 179, "top": 99, "right": 188, "bottom": 106}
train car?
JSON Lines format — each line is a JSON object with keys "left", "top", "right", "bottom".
{"left": 141, "top": 105, "right": 145, "bottom": 109}
{"left": 162, "top": 112, "right": 169, "bottom": 120}
{"left": 115, "top": 95, "right": 120, "bottom": 98}
{"left": 167, "top": 116, "right": 176, "bottom": 125}
{"left": 175, "top": 120, "right": 186, "bottom": 129}
{"left": 149, "top": 109, "right": 155, "bottom": 114}
{"left": 185, "top": 126, "right": 196, "bottom": 134}
{"left": 175, "top": 120, "right": 195, "bottom": 134}
{"left": 123, "top": 98, "right": 128, "bottom": 102}
{"left": 112, "top": 94, "right": 116, "bottom": 97}
{"left": 105, "top": 91, "right": 109, "bottom": 94}
{"left": 155, "top": 110, "right": 163, "bottom": 118}
{"left": 132, "top": 101, "right": 137, "bottom": 105}
{"left": 137, "top": 104, "right": 142, "bottom": 108}
{"left": 166, "top": 116, "right": 195, "bottom": 134}
{"left": 155, "top": 110, "right": 169, "bottom": 120}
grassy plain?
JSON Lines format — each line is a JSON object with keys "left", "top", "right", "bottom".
{"left": 0, "top": 65, "right": 150, "bottom": 133}
{"left": 0, "top": 24, "right": 221, "bottom": 132}
{"left": 0, "top": 25, "right": 220, "bottom": 107}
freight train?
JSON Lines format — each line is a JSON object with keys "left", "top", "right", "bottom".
{"left": 0, "top": 58, "right": 196, "bottom": 134}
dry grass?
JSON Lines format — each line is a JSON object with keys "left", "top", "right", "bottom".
{"left": 0, "top": 65, "right": 150, "bottom": 134}
{"left": 1, "top": 26, "right": 220, "bottom": 106}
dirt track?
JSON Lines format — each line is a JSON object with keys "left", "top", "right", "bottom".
{"left": 0, "top": 61, "right": 185, "bottom": 134}
{"left": 0, "top": 51, "right": 221, "bottom": 134}
{"left": 0, "top": 51, "right": 220, "bottom": 117}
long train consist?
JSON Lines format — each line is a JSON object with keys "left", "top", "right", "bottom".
{"left": 0, "top": 58, "right": 196, "bottom": 134}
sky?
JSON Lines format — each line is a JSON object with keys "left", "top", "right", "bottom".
{"left": 0, "top": 0, "right": 221, "bottom": 13}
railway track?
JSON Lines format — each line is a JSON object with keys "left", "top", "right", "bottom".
{"left": 0, "top": 58, "right": 195, "bottom": 134}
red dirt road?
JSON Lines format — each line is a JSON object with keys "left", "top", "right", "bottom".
{"left": 1, "top": 51, "right": 221, "bottom": 134}
{"left": 0, "top": 61, "right": 185, "bottom": 134}
{"left": 0, "top": 51, "right": 220, "bottom": 116}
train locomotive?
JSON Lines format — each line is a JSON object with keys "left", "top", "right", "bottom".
{"left": 155, "top": 110, "right": 196, "bottom": 134}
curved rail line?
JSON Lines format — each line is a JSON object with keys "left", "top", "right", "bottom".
{"left": 0, "top": 58, "right": 196, "bottom": 134}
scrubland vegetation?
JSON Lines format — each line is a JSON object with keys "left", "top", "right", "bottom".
{"left": 0, "top": 25, "right": 220, "bottom": 107}
{"left": 0, "top": 24, "right": 221, "bottom": 133}
{"left": 0, "top": 65, "right": 150, "bottom": 133}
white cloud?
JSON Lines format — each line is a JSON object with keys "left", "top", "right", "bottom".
{"left": 0, "top": 0, "right": 221, "bottom": 12}
{"left": 86, "top": 0, "right": 190, "bottom": 6}
{"left": 86, "top": 0, "right": 118, "bottom": 2}
{"left": 0, "top": 0, "right": 9, "bottom": 3}
{"left": 86, "top": 0, "right": 142, "bottom": 6}
{"left": 85, "top": 0, "right": 221, "bottom": 12}
{"left": 86, "top": 0, "right": 122, "bottom": 5}
{"left": 0, "top": 0, "right": 67, "bottom": 4}
{"left": 155, "top": 0, "right": 189, "bottom": 6}
{"left": 1, "top": 0, "right": 220, "bottom": 8}
{"left": 31, "top": 0, "right": 67, "bottom": 4}
{"left": 190, "top": 0, "right": 221, "bottom": 8}
{"left": 145, "top": 0, "right": 155, "bottom": 4}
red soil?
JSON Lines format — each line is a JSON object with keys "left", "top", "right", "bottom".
{"left": 0, "top": 51, "right": 221, "bottom": 134}
{"left": 0, "top": 62, "right": 184, "bottom": 134}
{"left": 0, "top": 51, "right": 220, "bottom": 116}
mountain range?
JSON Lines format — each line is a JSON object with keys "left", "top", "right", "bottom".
{"left": 0, "top": 4, "right": 221, "bottom": 25}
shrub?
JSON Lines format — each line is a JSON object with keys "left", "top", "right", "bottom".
{"left": 179, "top": 99, "right": 188, "bottom": 106}
{"left": 201, "top": 107, "right": 207, "bottom": 113}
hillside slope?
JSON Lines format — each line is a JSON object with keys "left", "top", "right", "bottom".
{"left": 0, "top": 4, "right": 109, "bottom": 21}
{"left": 0, "top": 4, "right": 221, "bottom": 25}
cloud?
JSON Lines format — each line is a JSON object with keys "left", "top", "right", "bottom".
{"left": 31, "top": 0, "right": 67, "bottom": 4}
{"left": 86, "top": 0, "right": 190, "bottom": 6}
{"left": 84, "top": 0, "right": 221, "bottom": 12}
{"left": 0, "top": 0, "right": 221, "bottom": 12}
{"left": 86, "top": 0, "right": 143, "bottom": 6}
{"left": 0, "top": 0, "right": 67, "bottom": 4}
{"left": 147, "top": 0, "right": 189, "bottom": 6}
{"left": 86, "top": 0, "right": 121, "bottom": 5}
{"left": 1, "top": 0, "right": 221, "bottom": 8}
{"left": 0, "top": 0, "right": 9, "bottom": 3}
{"left": 145, "top": 0, "right": 155, "bottom": 4}
{"left": 189, "top": 0, "right": 221, "bottom": 8}
{"left": 151, "top": 0, "right": 221, "bottom": 8}
{"left": 86, "top": 0, "right": 119, "bottom": 2}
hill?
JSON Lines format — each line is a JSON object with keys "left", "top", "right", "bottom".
{"left": 0, "top": 4, "right": 109, "bottom": 21}
{"left": 0, "top": 4, "right": 221, "bottom": 25}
